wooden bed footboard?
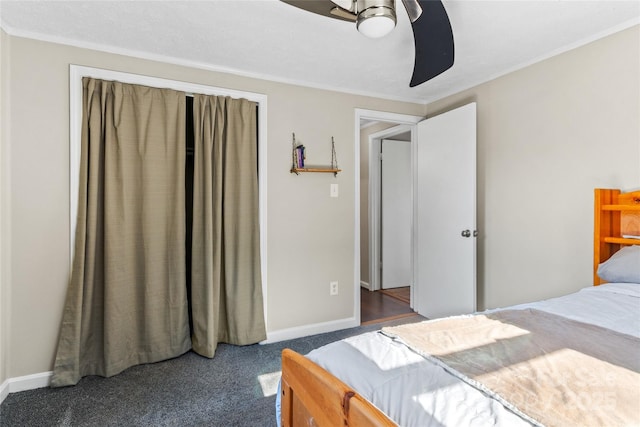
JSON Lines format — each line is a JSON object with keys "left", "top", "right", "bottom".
{"left": 281, "top": 348, "right": 395, "bottom": 427}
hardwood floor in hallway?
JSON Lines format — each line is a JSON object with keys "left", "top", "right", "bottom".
{"left": 360, "top": 287, "right": 417, "bottom": 325}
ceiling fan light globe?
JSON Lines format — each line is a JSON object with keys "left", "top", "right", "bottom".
{"left": 357, "top": 5, "right": 396, "bottom": 38}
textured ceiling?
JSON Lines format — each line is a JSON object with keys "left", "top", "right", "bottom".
{"left": 1, "top": 0, "right": 639, "bottom": 104}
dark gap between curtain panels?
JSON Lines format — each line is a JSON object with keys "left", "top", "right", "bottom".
{"left": 185, "top": 95, "right": 195, "bottom": 334}
{"left": 184, "top": 96, "right": 260, "bottom": 337}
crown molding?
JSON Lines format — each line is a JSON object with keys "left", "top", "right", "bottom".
{"left": 1, "top": 17, "right": 638, "bottom": 106}
{"left": 0, "top": 20, "right": 430, "bottom": 105}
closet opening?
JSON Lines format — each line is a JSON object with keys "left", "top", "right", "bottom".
{"left": 183, "top": 97, "right": 261, "bottom": 334}
{"left": 185, "top": 95, "right": 195, "bottom": 332}
{"left": 68, "top": 66, "right": 270, "bottom": 357}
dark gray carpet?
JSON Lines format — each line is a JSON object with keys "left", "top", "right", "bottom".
{"left": 0, "top": 316, "right": 421, "bottom": 427}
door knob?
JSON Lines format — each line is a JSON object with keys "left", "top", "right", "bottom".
{"left": 461, "top": 229, "right": 471, "bottom": 238}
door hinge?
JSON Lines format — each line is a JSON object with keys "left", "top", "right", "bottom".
{"left": 379, "top": 152, "right": 383, "bottom": 161}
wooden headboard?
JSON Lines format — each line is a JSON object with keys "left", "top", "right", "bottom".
{"left": 594, "top": 188, "right": 640, "bottom": 285}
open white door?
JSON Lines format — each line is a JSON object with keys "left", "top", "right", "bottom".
{"left": 381, "top": 139, "right": 412, "bottom": 289}
{"left": 414, "top": 103, "right": 476, "bottom": 319}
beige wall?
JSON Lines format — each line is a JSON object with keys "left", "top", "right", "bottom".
{"left": 427, "top": 25, "right": 640, "bottom": 310}
{"left": 2, "top": 35, "right": 424, "bottom": 378}
{"left": 0, "top": 28, "right": 8, "bottom": 387}
{"left": 2, "top": 24, "right": 639, "bottom": 381}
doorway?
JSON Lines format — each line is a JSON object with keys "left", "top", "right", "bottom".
{"left": 356, "top": 110, "right": 423, "bottom": 324}
{"left": 355, "top": 104, "right": 477, "bottom": 325}
{"left": 381, "top": 137, "right": 412, "bottom": 290}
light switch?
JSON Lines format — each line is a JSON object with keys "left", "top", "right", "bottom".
{"left": 330, "top": 184, "right": 339, "bottom": 198}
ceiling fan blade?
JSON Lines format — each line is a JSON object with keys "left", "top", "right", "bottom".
{"left": 409, "top": 0, "right": 454, "bottom": 87}
{"left": 330, "top": 0, "right": 355, "bottom": 10}
{"left": 281, "top": 0, "right": 356, "bottom": 22}
{"left": 330, "top": 6, "right": 358, "bottom": 21}
{"left": 401, "top": 0, "right": 422, "bottom": 22}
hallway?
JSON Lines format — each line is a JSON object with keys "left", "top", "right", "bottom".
{"left": 360, "top": 287, "right": 417, "bottom": 325}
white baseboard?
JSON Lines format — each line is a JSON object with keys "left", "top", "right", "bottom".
{"left": 360, "top": 281, "right": 371, "bottom": 291}
{"left": 261, "top": 317, "right": 359, "bottom": 344}
{"left": 0, "top": 371, "right": 52, "bottom": 404}
{"left": 0, "top": 379, "right": 8, "bottom": 405}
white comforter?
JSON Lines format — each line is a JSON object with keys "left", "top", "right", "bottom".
{"left": 304, "top": 283, "right": 640, "bottom": 427}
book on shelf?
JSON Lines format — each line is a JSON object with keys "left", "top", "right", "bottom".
{"left": 295, "top": 144, "right": 305, "bottom": 169}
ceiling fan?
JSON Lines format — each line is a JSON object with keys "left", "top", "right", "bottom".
{"left": 281, "top": 0, "right": 454, "bottom": 87}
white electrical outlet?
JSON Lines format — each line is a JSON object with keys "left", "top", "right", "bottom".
{"left": 330, "top": 183, "right": 339, "bottom": 198}
{"left": 330, "top": 281, "right": 339, "bottom": 296}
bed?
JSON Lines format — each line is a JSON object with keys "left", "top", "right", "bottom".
{"left": 279, "top": 188, "right": 640, "bottom": 427}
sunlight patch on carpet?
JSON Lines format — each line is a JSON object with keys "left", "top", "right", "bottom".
{"left": 258, "top": 371, "right": 282, "bottom": 397}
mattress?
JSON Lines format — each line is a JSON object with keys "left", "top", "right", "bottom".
{"left": 303, "top": 283, "right": 640, "bottom": 426}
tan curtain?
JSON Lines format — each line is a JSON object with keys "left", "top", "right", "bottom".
{"left": 51, "top": 78, "right": 191, "bottom": 387}
{"left": 190, "top": 95, "right": 266, "bottom": 357}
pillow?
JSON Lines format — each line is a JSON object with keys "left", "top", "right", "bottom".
{"left": 597, "top": 245, "right": 640, "bottom": 283}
